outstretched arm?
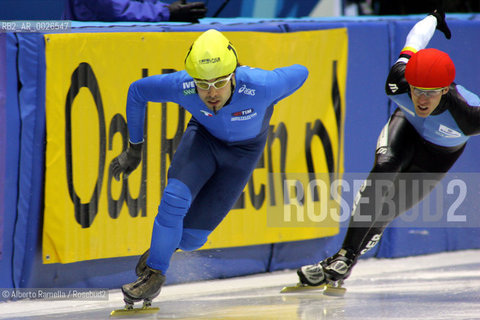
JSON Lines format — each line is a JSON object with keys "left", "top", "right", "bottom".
{"left": 386, "top": 11, "right": 450, "bottom": 95}
{"left": 268, "top": 64, "right": 309, "bottom": 104}
{"left": 447, "top": 86, "right": 480, "bottom": 136}
{"left": 398, "top": 10, "right": 450, "bottom": 64}
{"left": 111, "top": 72, "right": 186, "bottom": 180}
{"left": 126, "top": 73, "right": 186, "bottom": 143}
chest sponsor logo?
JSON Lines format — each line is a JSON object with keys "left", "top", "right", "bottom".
{"left": 231, "top": 108, "right": 257, "bottom": 121}
{"left": 238, "top": 84, "right": 256, "bottom": 96}
{"left": 182, "top": 81, "right": 196, "bottom": 95}
{"left": 438, "top": 124, "right": 461, "bottom": 138}
{"left": 200, "top": 110, "right": 213, "bottom": 117}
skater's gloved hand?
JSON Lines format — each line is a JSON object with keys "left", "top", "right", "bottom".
{"left": 111, "top": 141, "right": 143, "bottom": 181}
{"left": 168, "top": 0, "right": 206, "bottom": 23}
{"left": 430, "top": 9, "right": 451, "bottom": 39}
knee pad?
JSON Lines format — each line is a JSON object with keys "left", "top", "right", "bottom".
{"left": 155, "top": 179, "right": 192, "bottom": 228}
{"left": 178, "top": 228, "right": 211, "bottom": 251}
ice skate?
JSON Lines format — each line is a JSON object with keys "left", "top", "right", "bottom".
{"left": 135, "top": 249, "right": 150, "bottom": 277}
{"left": 135, "top": 248, "right": 178, "bottom": 276}
{"left": 111, "top": 266, "right": 165, "bottom": 316}
{"left": 281, "top": 249, "right": 356, "bottom": 296}
{"left": 122, "top": 266, "right": 165, "bottom": 305}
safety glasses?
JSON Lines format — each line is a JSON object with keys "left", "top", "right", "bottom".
{"left": 411, "top": 87, "right": 445, "bottom": 97}
{"left": 194, "top": 73, "right": 233, "bottom": 90}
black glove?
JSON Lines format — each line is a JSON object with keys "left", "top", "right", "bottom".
{"left": 111, "top": 141, "right": 143, "bottom": 181}
{"left": 430, "top": 9, "right": 451, "bottom": 39}
{"left": 168, "top": 1, "right": 206, "bottom": 23}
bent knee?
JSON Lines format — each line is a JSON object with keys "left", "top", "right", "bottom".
{"left": 178, "top": 228, "right": 211, "bottom": 251}
{"left": 155, "top": 179, "right": 192, "bottom": 227}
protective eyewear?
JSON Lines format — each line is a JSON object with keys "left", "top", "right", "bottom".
{"left": 411, "top": 87, "right": 444, "bottom": 97}
{"left": 194, "top": 73, "right": 233, "bottom": 90}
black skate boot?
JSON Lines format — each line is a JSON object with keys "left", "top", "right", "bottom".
{"left": 135, "top": 249, "right": 150, "bottom": 277}
{"left": 122, "top": 266, "right": 166, "bottom": 309}
{"left": 297, "top": 248, "right": 357, "bottom": 287}
{"left": 136, "top": 248, "right": 182, "bottom": 277}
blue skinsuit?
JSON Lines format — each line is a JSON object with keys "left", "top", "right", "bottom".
{"left": 125, "top": 65, "right": 308, "bottom": 272}
{"left": 388, "top": 85, "right": 480, "bottom": 147}
{"left": 386, "top": 62, "right": 480, "bottom": 148}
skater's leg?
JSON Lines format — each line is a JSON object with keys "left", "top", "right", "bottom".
{"left": 146, "top": 179, "right": 192, "bottom": 273}
{"left": 146, "top": 123, "right": 216, "bottom": 273}
{"left": 178, "top": 228, "right": 211, "bottom": 251}
{"left": 123, "top": 122, "right": 216, "bottom": 303}
{"left": 345, "top": 170, "right": 447, "bottom": 256}
{"left": 343, "top": 138, "right": 465, "bottom": 256}
{"left": 179, "top": 137, "right": 266, "bottom": 250}
{"left": 134, "top": 127, "right": 265, "bottom": 277}
{"left": 126, "top": 136, "right": 265, "bottom": 303}
{"left": 298, "top": 110, "right": 415, "bottom": 286}
{"left": 176, "top": 164, "right": 250, "bottom": 252}
{"left": 301, "top": 118, "right": 467, "bottom": 288}
{"left": 341, "top": 110, "right": 415, "bottom": 254}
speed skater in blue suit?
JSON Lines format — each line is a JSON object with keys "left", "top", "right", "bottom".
{"left": 111, "top": 29, "right": 309, "bottom": 307}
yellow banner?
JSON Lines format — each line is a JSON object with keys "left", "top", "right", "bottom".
{"left": 43, "top": 29, "right": 348, "bottom": 264}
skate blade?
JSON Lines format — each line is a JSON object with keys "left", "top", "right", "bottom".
{"left": 110, "top": 306, "right": 159, "bottom": 316}
{"left": 280, "top": 283, "right": 326, "bottom": 293}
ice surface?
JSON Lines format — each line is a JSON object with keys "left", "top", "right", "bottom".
{"left": 0, "top": 250, "right": 479, "bottom": 319}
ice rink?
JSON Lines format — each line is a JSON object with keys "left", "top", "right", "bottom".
{"left": 1, "top": 250, "right": 479, "bottom": 320}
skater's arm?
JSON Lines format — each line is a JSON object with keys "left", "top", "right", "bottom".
{"left": 447, "top": 85, "right": 480, "bottom": 136}
{"left": 397, "top": 10, "right": 450, "bottom": 64}
{"left": 267, "top": 64, "right": 309, "bottom": 104}
{"left": 397, "top": 15, "right": 437, "bottom": 64}
{"left": 126, "top": 72, "right": 185, "bottom": 143}
{"left": 111, "top": 72, "right": 185, "bottom": 180}
{"left": 386, "top": 11, "right": 450, "bottom": 96}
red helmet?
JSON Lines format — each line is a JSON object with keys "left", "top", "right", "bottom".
{"left": 405, "top": 48, "right": 455, "bottom": 88}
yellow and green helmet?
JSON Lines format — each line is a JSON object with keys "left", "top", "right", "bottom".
{"left": 185, "top": 29, "right": 238, "bottom": 80}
